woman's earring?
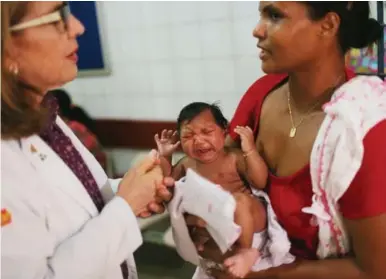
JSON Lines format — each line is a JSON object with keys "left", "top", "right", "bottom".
{"left": 8, "top": 62, "right": 19, "bottom": 76}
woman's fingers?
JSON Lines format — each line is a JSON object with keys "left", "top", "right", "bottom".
{"left": 148, "top": 201, "right": 165, "bottom": 214}
{"left": 156, "top": 177, "right": 174, "bottom": 202}
{"left": 185, "top": 214, "right": 206, "bottom": 227}
{"left": 163, "top": 176, "right": 175, "bottom": 186}
{"left": 121, "top": 157, "right": 173, "bottom": 216}
{"left": 185, "top": 214, "right": 196, "bottom": 226}
{"left": 135, "top": 149, "right": 159, "bottom": 175}
{"left": 184, "top": 214, "right": 212, "bottom": 252}
{"left": 197, "top": 218, "right": 207, "bottom": 227}
{"left": 138, "top": 210, "right": 153, "bottom": 218}
{"left": 117, "top": 151, "right": 164, "bottom": 215}
{"left": 146, "top": 178, "right": 175, "bottom": 213}
{"left": 138, "top": 201, "right": 166, "bottom": 217}
{"left": 189, "top": 227, "right": 210, "bottom": 251}
{"left": 156, "top": 186, "right": 173, "bottom": 203}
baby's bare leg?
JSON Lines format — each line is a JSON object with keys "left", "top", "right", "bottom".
{"left": 224, "top": 193, "right": 267, "bottom": 278}
{"left": 234, "top": 192, "right": 267, "bottom": 248}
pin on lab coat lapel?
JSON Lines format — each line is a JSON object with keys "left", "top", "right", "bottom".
{"left": 2, "top": 116, "right": 142, "bottom": 279}
{"left": 19, "top": 116, "right": 110, "bottom": 216}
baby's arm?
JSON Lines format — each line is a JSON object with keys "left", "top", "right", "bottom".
{"left": 159, "top": 156, "right": 172, "bottom": 176}
{"left": 170, "top": 156, "right": 188, "bottom": 181}
{"left": 155, "top": 129, "right": 181, "bottom": 176}
{"left": 158, "top": 153, "right": 188, "bottom": 181}
{"left": 154, "top": 129, "right": 180, "bottom": 165}
{"left": 233, "top": 126, "right": 267, "bottom": 190}
{"left": 236, "top": 149, "right": 268, "bottom": 190}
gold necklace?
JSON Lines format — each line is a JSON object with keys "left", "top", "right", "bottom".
{"left": 287, "top": 75, "right": 344, "bottom": 138}
{"left": 287, "top": 93, "right": 321, "bottom": 138}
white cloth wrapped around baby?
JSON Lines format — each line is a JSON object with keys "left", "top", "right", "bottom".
{"left": 168, "top": 169, "right": 295, "bottom": 279}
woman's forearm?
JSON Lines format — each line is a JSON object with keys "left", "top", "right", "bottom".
{"left": 247, "top": 258, "right": 366, "bottom": 279}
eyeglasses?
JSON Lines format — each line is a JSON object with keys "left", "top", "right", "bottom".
{"left": 9, "top": 3, "right": 71, "bottom": 32}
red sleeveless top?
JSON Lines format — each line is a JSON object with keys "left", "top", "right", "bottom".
{"left": 229, "top": 71, "right": 386, "bottom": 259}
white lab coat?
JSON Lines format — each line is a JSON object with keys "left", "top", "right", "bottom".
{"left": 1, "top": 116, "right": 142, "bottom": 279}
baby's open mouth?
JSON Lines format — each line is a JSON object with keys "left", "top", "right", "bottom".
{"left": 196, "top": 148, "right": 211, "bottom": 155}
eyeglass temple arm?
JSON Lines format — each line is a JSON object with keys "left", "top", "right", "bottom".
{"left": 9, "top": 12, "right": 61, "bottom": 32}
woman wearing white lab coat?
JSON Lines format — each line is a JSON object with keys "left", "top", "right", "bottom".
{"left": 1, "top": 2, "right": 173, "bottom": 279}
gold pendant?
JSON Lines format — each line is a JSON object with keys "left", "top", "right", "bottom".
{"left": 289, "top": 127, "right": 296, "bottom": 138}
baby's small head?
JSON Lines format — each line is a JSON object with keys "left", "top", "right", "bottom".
{"left": 177, "top": 102, "right": 228, "bottom": 163}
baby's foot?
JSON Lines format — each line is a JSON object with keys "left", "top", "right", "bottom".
{"left": 223, "top": 248, "right": 259, "bottom": 278}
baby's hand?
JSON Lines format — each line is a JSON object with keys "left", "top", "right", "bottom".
{"left": 154, "top": 129, "right": 180, "bottom": 157}
{"left": 234, "top": 126, "right": 255, "bottom": 154}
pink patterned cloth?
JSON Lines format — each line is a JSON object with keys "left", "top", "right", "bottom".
{"left": 307, "top": 76, "right": 386, "bottom": 258}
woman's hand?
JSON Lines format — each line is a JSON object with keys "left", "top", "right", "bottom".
{"left": 185, "top": 214, "right": 210, "bottom": 252}
{"left": 138, "top": 176, "right": 175, "bottom": 218}
{"left": 185, "top": 214, "right": 230, "bottom": 261}
{"left": 117, "top": 150, "right": 173, "bottom": 216}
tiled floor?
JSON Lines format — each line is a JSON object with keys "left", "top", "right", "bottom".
{"left": 135, "top": 217, "right": 196, "bottom": 279}
{"left": 137, "top": 259, "right": 195, "bottom": 279}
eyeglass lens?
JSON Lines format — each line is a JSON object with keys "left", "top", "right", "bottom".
{"left": 60, "top": 2, "right": 71, "bottom": 29}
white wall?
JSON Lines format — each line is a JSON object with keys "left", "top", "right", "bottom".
{"left": 65, "top": 1, "right": 264, "bottom": 121}
{"left": 64, "top": 2, "right": 385, "bottom": 175}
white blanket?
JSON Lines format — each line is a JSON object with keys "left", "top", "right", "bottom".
{"left": 168, "top": 169, "right": 294, "bottom": 276}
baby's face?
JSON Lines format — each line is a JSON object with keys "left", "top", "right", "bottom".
{"left": 179, "top": 110, "right": 226, "bottom": 163}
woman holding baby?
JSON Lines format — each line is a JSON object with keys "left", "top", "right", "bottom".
{"left": 188, "top": 2, "right": 386, "bottom": 279}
